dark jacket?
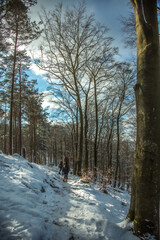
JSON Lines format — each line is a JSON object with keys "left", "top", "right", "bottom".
{"left": 62, "top": 163, "right": 70, "bottom": 175}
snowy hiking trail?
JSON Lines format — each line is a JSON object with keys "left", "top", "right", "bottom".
{"left": 0, "top": 153, "right": 139, "bottom": 240}
{"left": 50, "top": 174, "right": 137, "bottom": 240}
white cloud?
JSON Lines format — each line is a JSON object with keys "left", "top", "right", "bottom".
{"left": 42, "top": 91, "right": 60, "bottom": 110}
{"left": 30, "top": 63, "right": 47, "bottom": 76}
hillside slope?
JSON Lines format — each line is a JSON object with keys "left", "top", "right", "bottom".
{"left": 0, "top": 153, "right": 139, "bottom": 240}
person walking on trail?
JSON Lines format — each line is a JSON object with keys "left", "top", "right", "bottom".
{"left": 58, "top": 160, "right": 63, "bottom": 174}
{"left": 62, "top": 154, "right": 70, "bottom": 182}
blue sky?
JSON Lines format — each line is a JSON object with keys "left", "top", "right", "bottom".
{"left": 27, "top": 70, "right": 49, "bottom": 92}
{"left": 30, "top": 0, "right": 132, "bottom": 58}
{"left": 28, "top": 0, "right": 135, "bottom": 112}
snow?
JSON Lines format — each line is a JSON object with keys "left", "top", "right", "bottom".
{"left": 0, "top": 152, "right": 140, "bottom": 240}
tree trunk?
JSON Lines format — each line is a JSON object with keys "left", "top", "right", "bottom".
{"left": 114, "top": 93, "right": 125, "bottom": 188}
{"left": 128, "top": 0, "right": 160, "bottom": 238}
{"left": 73, "top": 73, "right": 83, "bottom": 176}
{"left": 33, "top": 122, "right": 36, "bottom": 162}
{"left": 77, "top": 107, "right": 83, "bottom": 176}
{"left": 93, "top": 76, "right": 98, "bottom": 179}
{"left": 30, "top": 126, "right": 33, "bottom": 162}
{"left": 114, "top": 114, "right": 120, "bottom": 188}
{"left": 19, "top": 65, "right": 22, "bottom": 155}
{"left": 9, "top": 24, "right": 18, "bottom": 155}
{"left": 4, "top": 103, "right": 7, "bottom": 154}
{"left": 14, "top": 113, "right": 18, "bottom": 153}
{"left": 73, "top": 108, "right": 79, "bottom": 175}
{"left": 83, "top": 94, "right": 89, "bottom": 176}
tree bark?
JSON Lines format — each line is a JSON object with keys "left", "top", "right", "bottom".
{"left": 74, "top": 75, "right": 83, "bottom": 176}
{"left": 19, "top": 64, "right": 22, "bottom": 155}
{"left": 93, "top": 76, "right": 98, "bottom": 179}
{"left": 84, "top": 94, "right": 89, "bottom": 176}
{"left": 4, "top": 103, "right": 7, "bottom": 154}
{"left": 9, "top": 23, "right": 18, "bottom": 155}
{"left": 77, "top": 107, "right": 83, "bottom": 176}
{"left": 114, "top": 113, "right": 120, "bottom": 188}
{"left": 128, "top": 0, "right": 160, "bottom": 238}
{"left": 114, "top": 93, "right": 124, "bottom": 188}
{"left": 74, "top": 108, "right": 79, "bottom": 175}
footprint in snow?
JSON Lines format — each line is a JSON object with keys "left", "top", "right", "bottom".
{"left": 89, "top": 202, "right": 96, "bottom": 205}
{"left": 96, "top": 220, "right": 105, "bottom": 232}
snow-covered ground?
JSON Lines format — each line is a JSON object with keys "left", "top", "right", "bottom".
{"left": 0, "top": 152, "right": 139, "bottom": 240}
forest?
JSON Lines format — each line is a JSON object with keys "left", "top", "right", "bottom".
{"left": 0, "top": 0, "right": 160, "bottom": 239}
{"left": 0, "top": 0, "right": 136, "bottom": 187}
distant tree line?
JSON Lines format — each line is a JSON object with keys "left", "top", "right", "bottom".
{"left": 0, "top": 0, "right": 136, "bottom": 189}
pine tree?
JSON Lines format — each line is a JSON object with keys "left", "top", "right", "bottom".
{"left": 2, "top": 0, "right": 41, "bottom": 154}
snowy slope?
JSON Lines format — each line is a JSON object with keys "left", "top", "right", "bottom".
{"left": 0, "top": 152, "right": 139, "bottom": 240}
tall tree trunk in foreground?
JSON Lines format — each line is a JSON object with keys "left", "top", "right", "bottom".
{"left": 127, "top": 0, "right": 160, "bottom": 238}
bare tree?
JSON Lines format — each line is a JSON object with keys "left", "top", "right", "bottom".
{"left": 113, "top": 62, "right": 135, "bottom": 188}
{"left": 38, "top": 1, "right": 116, "bottom": 175}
